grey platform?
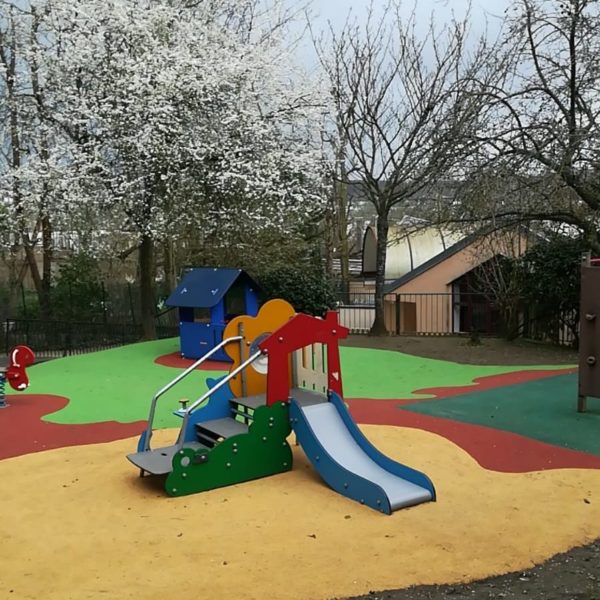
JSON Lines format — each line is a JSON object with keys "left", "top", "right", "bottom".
{"left": 127, "top": 441, "right": 207, "bottom": 475}
{"left": 300, "top": 402, "right": 432, "bottom": 510}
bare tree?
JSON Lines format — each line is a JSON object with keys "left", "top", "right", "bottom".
{"left": 468, "top": 228, "right": 529, "bottom": 340}
{"left": 317, "top": 1, "right": 488, "bottom": 334}
{"left": 468, "top": 0, "right": 600, "bottom": 251}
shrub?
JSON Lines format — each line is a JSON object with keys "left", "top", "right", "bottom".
{"left": 258, "top": 267, "right": 337, "bottom": 316}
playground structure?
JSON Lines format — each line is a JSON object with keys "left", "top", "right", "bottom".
{"left": 578, "top": 253, "right": 600, "bottom": 412}
{"left": 165, "top": 267, "right": 260, "bottom": 361}
{"left": 0, "top": 345, "right": 35, "bottom": 408}
{"left": 128, "top": 299, "right": 436, "bottom": 514}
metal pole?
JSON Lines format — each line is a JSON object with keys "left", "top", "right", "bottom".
{"left": 177, "top": 350, "right": 262, "bottom": 447}
{"left": 238, "top": 322, "right": 247, "bottom": 397}
{"left": 0, "top": 370, "right": 7, "bottom": 408}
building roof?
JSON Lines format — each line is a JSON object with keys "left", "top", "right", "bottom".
{"left": 363, "top": 222, "right": 466, "bottom": 279}
{"left": 166, "top": 267, "right": 258, "bottom": 308}
{"left": 383, "top": 234, "right": 478, "bottom": 294}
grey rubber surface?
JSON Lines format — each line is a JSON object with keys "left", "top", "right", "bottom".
{"left": 127, "top": 441, "right": 206, "bottom": 475}
{"left": 301, "top": 402, "right": 433, "bottom": 510}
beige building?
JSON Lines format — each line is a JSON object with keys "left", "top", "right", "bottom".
{"left": 346, "top": 227, "right": 528, "bottom": 335}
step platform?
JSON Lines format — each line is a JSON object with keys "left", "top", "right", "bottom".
{"left": 127, "top": 441, "right": 207, "bottom": 475}
{"left": 195, "top": 417, "right": 249, "bottom": 446}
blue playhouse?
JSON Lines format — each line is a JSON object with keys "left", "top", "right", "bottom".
{"left": 166, "top": 267, "right": 260, "bottom": 361}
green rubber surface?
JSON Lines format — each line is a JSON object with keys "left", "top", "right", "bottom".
{"left": 405, "top": 373, "right": 600, "bottom": 455}
{"left": 339, "top": 346, "right": 568, "bottom": 399}
{"left": 28, "top": 339, "right": 226, "bottom": 427}
{"left": 27, "top": 339, "right": 570, "bottom": 427}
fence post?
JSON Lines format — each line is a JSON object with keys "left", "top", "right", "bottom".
{"left": 395, "top": 295, "right": 401, "bottom": 335}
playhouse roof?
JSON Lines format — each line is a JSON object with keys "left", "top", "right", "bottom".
{"left": 165, "top": 268, "right": 259, "bottom": 309}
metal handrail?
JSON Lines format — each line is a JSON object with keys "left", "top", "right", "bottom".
{"left": 176, "top": 349, "right": 263, "bottom": 447}
{"left": 142, "top": 335, "right": 242, "bottom": 451}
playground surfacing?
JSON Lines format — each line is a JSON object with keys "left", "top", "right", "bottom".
{"left": 1, "top": 338, "right": 599, "bottom": 600}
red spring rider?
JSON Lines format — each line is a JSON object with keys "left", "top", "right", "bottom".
{"left": 0, "top": 345, "right": 35, "bottom": 408}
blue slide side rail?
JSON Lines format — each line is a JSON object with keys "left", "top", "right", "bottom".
{"left": 329, "top": 391, "right": 436, "bottom": 501}
{"left": 290, "top": 399, "right": 393, "bottom": 514}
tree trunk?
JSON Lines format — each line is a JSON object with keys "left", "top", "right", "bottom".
{"left": 337, "top": 178, "right": 350, "bottom": 294}
{"left": 162, "top": 238, "right": 176, "bottom": 297}
{"left": 22, "top": 239, "right": 44, "bottom": 309}
{"left": 139, "top": 234, "right": 157, "bottom": 340}
{"left": 3, "top": 253, "right": 28, "bottom": 318}
{"left": 323, "top": 205, "right": 335, "bottom": 279}
{"left": 40, "top": 213, "right": 53, "bottom": 319}
{"left": 369, "top": 211, "right": 389, "bottom": 336}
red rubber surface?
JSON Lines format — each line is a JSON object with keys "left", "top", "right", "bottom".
{"left": 348, "top": 398, "right": 600, "bottom": 472}
{"left": 406, "top": 368, "right": 578, "bottom": 404}
{"left": 0, "top": 394, "right": 145, "bottom": 461}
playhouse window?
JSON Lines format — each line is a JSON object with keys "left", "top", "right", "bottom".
{"left": 194, "top": 307, "right": 211, "bottom": 322}
{"left": 225, "top": 284, "right": 245, "bottom": 320}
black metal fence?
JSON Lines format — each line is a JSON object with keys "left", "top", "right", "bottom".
{"left": 337, "top": 291, "right": 505, "bottom": 336}
{"left": 1, "top": 281, "right": 177, "bottom": 325}
{"left": 336, "top": 290, "right": 576, "bottom": 345}
{"left": 4, "top": 317, "right": 179, "bottom": 359}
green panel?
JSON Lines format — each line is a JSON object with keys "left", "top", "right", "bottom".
{"left": 166, "top": 402, "right": 292, "bottom": 496}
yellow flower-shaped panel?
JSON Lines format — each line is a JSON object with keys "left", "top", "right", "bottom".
{"left": 223, "top": 298, "right": 296, "bottom": 398}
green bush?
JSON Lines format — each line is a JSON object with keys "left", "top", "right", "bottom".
{"left": 521, "top": 236, "right": 589, "bottom": 345}
{"left": 52, "top": 254, "right": 105, "bottom": 321}
{"left": 258, "top": 267, "right": 337, "bottom": 316}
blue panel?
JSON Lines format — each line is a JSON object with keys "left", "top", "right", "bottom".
{"left": 166, "top": 268, "right": 260, "bottom": 309}
{"left": 211, "top": 324, "right": 230, "bottom": 361}
{"left": 179, "top": 321, "right": 233, "bottom": 362}
{"left": 290, "top": 399, "right": 392, "bottom": 514}
{"left": 329, "top": 392, "right": 436, "bottom": 500}
{"left": 211, "top": 300, "right": 226, "bottom": 324}
{"left": 136, "top": 429, "right": 148, "bottom": 452}
{"left": 180, "top": 321, "right": 215, "bottom": 359}
{"left": 179, "top": 376, "right": 235, "bottom": 443}
{"left": 244, "top": 287, "right": 260, "bottom": 316}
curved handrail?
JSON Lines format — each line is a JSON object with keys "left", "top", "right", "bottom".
{"left": 142, "top": 335, "right": 242, "bottom": 451}
{"left": 176, "top": 349, "right": 263, "bottom": 447}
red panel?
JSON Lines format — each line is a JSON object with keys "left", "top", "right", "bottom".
{"left": 260, "top": 312, "right": 348, "bottom": 405}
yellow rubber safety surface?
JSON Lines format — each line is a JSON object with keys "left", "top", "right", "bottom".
{"left": 1, "top": 426, "right": 600, "bottom": 600}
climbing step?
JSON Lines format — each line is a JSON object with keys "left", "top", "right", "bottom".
{"left": 231, "top": 393, "right": 266, "bottom": 410}
{"left": 127, "top": 441, "right": 208, "bottom": 475}
{"left": 229, "top": 393, "right": 266, "bottom": 423}
{"left": 195, "top": 417, "right": 249, "bottom": 447}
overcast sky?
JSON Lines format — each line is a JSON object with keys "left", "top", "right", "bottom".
{"left": 297, "top": 0, "right": 511, "bottom": 69}
{"left": 309, "top": 0, "right": 509, "bottom": 31}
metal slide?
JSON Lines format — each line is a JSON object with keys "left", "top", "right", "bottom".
{"left": 290, "top": 390, "right": 435, "bottom": 514}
